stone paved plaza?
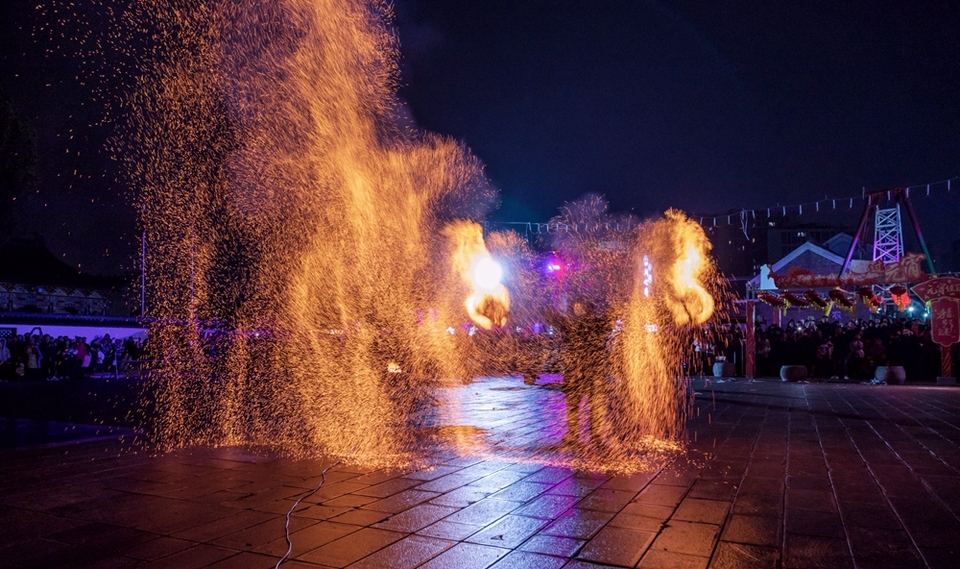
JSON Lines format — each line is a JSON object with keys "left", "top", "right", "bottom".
{"left": 2, "top": 376, "right": 960, "bottom": 568}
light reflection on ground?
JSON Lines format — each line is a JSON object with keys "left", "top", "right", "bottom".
{"left": 417, "top": 375, "right": 682, "bottom": 475}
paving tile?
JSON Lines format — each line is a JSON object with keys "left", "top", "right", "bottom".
{"left": 170, "top": 510, "right": 276, "bottom": 543}
{"left": 738, "top": 476, "right": 786, "bottom": 495}
{"left": 374, "top": 503, "right": 459, "bottom": 533}
{"left": 638, "top": 549, "right": 709, "bottom": 569}
{"left": 719, "top": 514, "right": 780, "bottom": 547}
{"left": 577, "top": 488, "right": 635, "bottom": 512}
{"left": 920, "top": 546, "right": 960, "bottom": 569}
{"left": 429, "top": 486, "right": 492, "bottom": 508}
{"left": 648, "top": 521, "right": 719, "bottom": 557}
{"left": 518, "top": 534, "right": 585, "bottom": 557}
{"left": 782, "top": 534, "right": 853, "bottom": 569}
{"left": 538, "top": 508, "right": 614, "bottom": 540}
{"left": 784, "top": 488, "right": 836, "bottom": 512}
{"left": 119, "top": 536, "right": 195, "bottom": 561}
{"left": 522, "top": 466, "right": 574, "bottom": 485}
{"left": 417, "top": 472, "right": 489, "bottom": 493}
{"left": 577, "top": 526, "right": 655, "bottom": 567}
{"left": 322, "top": 494, "right": 381, "bottom": 508}
{"left": 686, "top": 479, "right": 738, "bottom": 501}
{"left": 784, "top": 508, "right": 844, "bottom": 538}
{"left": 346, "top": 534, "right": 454, "bottom": 569}
{"left": 203, "top": 552, "right": 278, "bottom": 569}
{"left": 291, "top": 504, "right": 352, "bottom": 520}
{"left": 469, "top": 470, "right": 529, "bottom": 492}
{"left": 489, "top": 481, "right": 553, "bottom": 503}
{"left": 513, "top": 494, "right": 578, "bottom": 520}
{"left": 402, "top": 465, "right": 463, "bottom": 481}
{"left": 730, "top": 493, "right": 782, "bottom": 518}
{"left": 254, "top": 521, "right": 358, "bottom": 558}
{"left": 634, "top": 483, "right": 687, "bottom": 507}
{"left": 601, "top": 472, "right": 655, "bottom": 491}
{"left": 607, "top": 512, "right": 665, "bottom": 532}
{"left": 417, "top": 542, "right": 509, "bottom": 569}
{"left": 329, "top": 508, "right": 391, "bottom": 526}
{"left": 139, "top": 544, "right": 237, "bottom": 569}
{"left": 417, "top": 519, "right": 481, "bottom": 541}
{"left": 488, "top": 550, "right": 567, "bottom": 569}
{"left": 672, "top": 498, "right": 730, "bottom": 524}
{"left": 619, "top": 501, "right": 676, "bottom": 520}
{"left": 846, "top": 526, "right": 924, "bottom": 567}
{"left": 353, "top": 477, "right": 424, "bottom": 499}
{"left": 445, "top": 498, "right": 522, "bottom": 526}
{"left": 466, "top": 515, "right": 549, "bottom": 549}
{"left": 211, "top": 516, "right": 316, "bottom": 550}
{"left": 560, "top": 561, "right": 614, "bottom": 569}
{"left": 298, "top": 527, "right": 405, "bottom": 567}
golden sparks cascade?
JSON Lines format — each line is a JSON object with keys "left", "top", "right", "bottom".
{"left": 131, "top": 0, "right": 493, "bottom": 464}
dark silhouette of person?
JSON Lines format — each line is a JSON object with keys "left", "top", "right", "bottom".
{"left": 551, "top": 299, "right": 610, "bottom": 449}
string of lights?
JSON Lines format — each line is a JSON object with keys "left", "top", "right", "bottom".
{"left": 691, "top": 174, "right": 959, "bottom": 228}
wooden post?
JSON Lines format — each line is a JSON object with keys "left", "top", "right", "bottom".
{"left": 746, "top": 300, "right": 756, "bottom": 379}
{"left": 937, "top": 345, "right": 953, "bottom": 383}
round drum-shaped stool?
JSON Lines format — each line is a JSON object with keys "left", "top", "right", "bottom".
{"left": 780, "top": 365, "right": 808, "bottom": 382}
{"left": 874, "top": 365, "right": 906, "bottom": 385}
{"left": 712, "top": 361, "right": 736, "bottom": 378}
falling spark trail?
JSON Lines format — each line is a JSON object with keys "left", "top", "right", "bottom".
{"left": 54, "top": 0, "right": 729, "bottom": 472}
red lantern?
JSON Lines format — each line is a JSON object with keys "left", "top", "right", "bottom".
{"left": 856, "top": 287, "right": 882, "bottom": 312}
{"left": 757, "top": 291, "right": 785, "bottom": 308}
{"left": 889, "top": 284, "right": 910, "bottom": 312}
{"left": 781, "top": 290, "right": 809, "bottom": 308}
{"left": 804, "top": 290, "right": 829, "bottom": 310}
{"left": 828, "top": 289, "right": 856, "bottom": 312}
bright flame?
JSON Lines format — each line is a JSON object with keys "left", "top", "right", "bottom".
{"left": 471, "top": 257, "right": 503, "bottom": 292}
{"left": 665, "top": 211, "right": 714, "bottom": 326}
{"left": 445, "top": 220, "right": 510, "bottom": 329}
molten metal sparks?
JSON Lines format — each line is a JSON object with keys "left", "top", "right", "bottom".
{"left": 445, "top": 220, "right": 510, "bottom": 329}
{"left": 60, "top": 0, "right": 725, "bottom": 472}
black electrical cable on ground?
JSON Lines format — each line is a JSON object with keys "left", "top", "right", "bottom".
{"left": 275, "top": 449, "right": 354, "bottom": 569}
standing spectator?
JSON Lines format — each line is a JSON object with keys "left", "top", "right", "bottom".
{"left": 814, "top": 340, "right": 834, "bottom": 379}
{"left": 0, "top": 339, "right": 10, "bottom": 380}
{"left": 24, "top": 338, "right": 42, "bottom": 381}
{"left": 847, "top": 333, "right": 867, "bottom": 380}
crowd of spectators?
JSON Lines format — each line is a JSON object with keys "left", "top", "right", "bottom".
{"left": 0, "top": 332, "right": 147, "bottom": 381}
{"left": 704, "top": 315, "right": 944, "bottom": 381}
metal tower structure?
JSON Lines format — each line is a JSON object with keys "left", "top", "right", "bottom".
{"left": 872, "top": 204, "right": 904, "bottom": 263}
{"left": 839, "top": 187, "right": 936, "bottom": 277}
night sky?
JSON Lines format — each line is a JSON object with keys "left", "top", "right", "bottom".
{"left": 2, "top": 0, "right": 960, "bottom": 275}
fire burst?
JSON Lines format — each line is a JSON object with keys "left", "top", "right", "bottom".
{"left": 445, "top": 220, "right": 510, "bottom": 329}
{"left": 82, "top": 0, "right": 724, "bottom": 471}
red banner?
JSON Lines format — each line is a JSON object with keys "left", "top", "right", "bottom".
{"left": 930, "top": 298, "right": 960, "bottom": 347}
{"left": 770, "top": 252, "right": 929, "bottom": 289}
{"left": 912, "top": 276, "right": 960, "bottom": 302}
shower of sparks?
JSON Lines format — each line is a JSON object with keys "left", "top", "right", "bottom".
{"left": 46, "top": 1, "right": 725, "bottom": 472}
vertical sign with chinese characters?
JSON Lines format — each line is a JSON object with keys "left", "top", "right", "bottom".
{"left": 912, "top": 277, "right": 960, "bottom": 382}
{"left": 930, "top": 298, "right": 960, "bottom": 346}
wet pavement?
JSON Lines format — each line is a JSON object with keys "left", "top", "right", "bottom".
{"left": 2, "top": 376, "right": 960, "bottom": 568}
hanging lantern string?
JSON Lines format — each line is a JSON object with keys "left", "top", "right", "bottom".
{"left": 691, "top": 174, "right": 959, "bottom": 226}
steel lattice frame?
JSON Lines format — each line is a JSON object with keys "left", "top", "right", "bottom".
{"left": 873, "top": 205, "right": 903, "bottom": 264}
